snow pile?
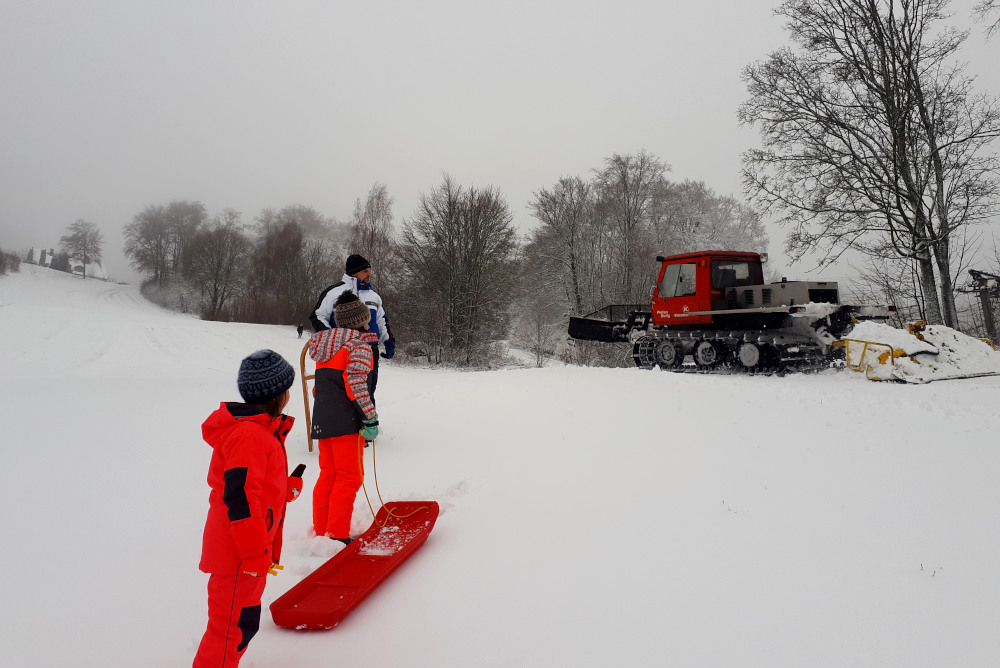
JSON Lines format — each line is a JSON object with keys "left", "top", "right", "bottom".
{"left": 284, "top": 536, "right": 346, "bottom": 578}
{"left": 846, "top": 321, "right": 940, "bottom": 355}
{"left": 845, "top": 321, "right": 1000, "bottom": 382}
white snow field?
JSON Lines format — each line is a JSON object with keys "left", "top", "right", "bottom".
{"left": 2, "top": 263, "right": 1000, "bottom": 667}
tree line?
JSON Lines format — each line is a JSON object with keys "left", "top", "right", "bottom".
{"left": 117, "top": 157, "right": 769, "bottom": 366}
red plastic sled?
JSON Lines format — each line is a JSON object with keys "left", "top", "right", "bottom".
{"left": 270, "top": 500, "right": 439, "bottom": 629}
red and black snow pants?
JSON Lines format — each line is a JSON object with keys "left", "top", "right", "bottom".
{"left": 193, "top": 567, "right": 267, "bottom": 668}
{"left": 312, "top": 433, "right": 364, "bottom": 538}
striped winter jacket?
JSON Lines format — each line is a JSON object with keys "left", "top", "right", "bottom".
{"left": 199, "top": 403, "right": 294, "bottom": 573}
{"left": 308, "top": 327, "right": 379, "bottom": 439}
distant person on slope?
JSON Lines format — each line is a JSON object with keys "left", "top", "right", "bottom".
{"left": 308, "top": 253, "right": 395, "bottom": 404}
{"left": 193, "top": 350, "right": 303, "bottom": 668}
{"left": 307, "top": 291, "right": 379, "bottom": 544}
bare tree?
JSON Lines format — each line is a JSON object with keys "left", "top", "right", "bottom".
{"left": 740, "top": 0, "right": 1000, "bottom": 326}
{"left": 164, "top": 201, "right": 207, "bottom": 277}
{"left": 974, "top": 0, "right": 1000, "bottom": 37}
{"left": 348, "top": 182, "right": 397, "bottom": 293}
{"left": 527, "top": 176, "right": 601, "bottom": 315}
{"left": 188, "top": 209, "right": 251, "bottom": 319}
{"left": 515, "top": 291, "right": 563, "bottom": 368}
{"left": 852, "top": 254, "right": 927, "bottom": 326}
{"left": 59, "top": 219, "right": 103, "bottom": 279}
{"left": 295, "top": 238, "right": 341, "bottom": 322}
{"left": 594, "top": 151, "right": 669, "bottom": 302}
{"left": 123, "top": 201, "right": 206, "bottom": 287}
{"left": 651, "top": 180, "right": 770, "bottom": 255}
{"left": 247, "top": 220, "right": 306, "bottom": 323}
{"left": 399, "top": 175, "right": 518, "bottom": 364}
{"left": 124, "top": 205, "right": 170, "bottom": 286}
{"left": 256, "top": 204, "right": 338, "bottom": 242}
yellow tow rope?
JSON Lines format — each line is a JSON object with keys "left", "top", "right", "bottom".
{"left": 356, "top": 431, "right": 429, "bottom": 527}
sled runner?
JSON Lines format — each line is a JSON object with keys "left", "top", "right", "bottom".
{"left": 270, "top": 500, "right": 439, "bottom": 629}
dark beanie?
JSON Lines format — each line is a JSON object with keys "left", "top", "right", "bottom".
{"left": 237, "top": 349, "right": 295, "bottom": 404}
{"left": 334, "top": 291, "right": 371, "bottom": 330}
{"left": 345, "top": 254, "right": 371, "bottom": 275}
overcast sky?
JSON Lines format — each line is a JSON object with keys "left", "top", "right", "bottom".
{"left": 1, "top": 0, "right": 997, "bottom": 284}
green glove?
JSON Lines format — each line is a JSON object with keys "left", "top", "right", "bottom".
{"left": 361, "top": 417, "right": 379, "bottom": 441}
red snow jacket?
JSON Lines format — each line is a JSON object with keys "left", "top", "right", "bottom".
{"left": 199, "top": 402, "right": 295, "bottom": 573}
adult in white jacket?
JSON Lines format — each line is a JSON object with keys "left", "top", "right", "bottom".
{"left": 309, "top": 254, "right": 395, "bottom": 402}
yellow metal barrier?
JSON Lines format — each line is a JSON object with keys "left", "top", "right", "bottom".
{"left": 837, "top": 338, "right": 899, "bottom": 381}
{"left": 906, "top": 320, "right": 928, "bottom": 341}
{"left": 837, "top": 324, "right": 996, "bottom": 383}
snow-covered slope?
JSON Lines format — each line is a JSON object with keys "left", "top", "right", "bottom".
{"left": 3, "top": 264, "right": 1000, "bottom": 667}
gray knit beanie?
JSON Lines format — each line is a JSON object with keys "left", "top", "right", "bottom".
{"left": 237, "top": 349, "right": 295, "bottom": 404}
{"left": 334, "top": 292, "right": 371, "bottom": 330}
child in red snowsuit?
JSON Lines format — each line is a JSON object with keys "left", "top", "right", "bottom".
{"left": 193, "top": 350, "right": 302, "bottom": 668}
{"left": 308, "top": 291, "right": 379, "bottom": 543}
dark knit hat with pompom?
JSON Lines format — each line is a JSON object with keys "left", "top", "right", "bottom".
{"left": 334, "top": 291, "right": 371, "bottom": 330}
{"left": 237, "top": 349, "right": 295, "bottom": 404}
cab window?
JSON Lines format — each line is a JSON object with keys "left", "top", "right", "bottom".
{"left": 658, "top": 262, "right": 697, "bottom": 297}
{"left": 710, "top": 261, "right": 761, "bottom": 289}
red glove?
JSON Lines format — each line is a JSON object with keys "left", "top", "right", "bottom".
{"left": 240, "top": 550, "right": 275, "bottom": 578}
{"left": 287, "top": 476, "right": 303, "bottom": 502}
{"left": 231, "top": 518, "right": 275, "bottom": 577}
{"left": 287, "top": 464, "right": 306, "bottom": 502}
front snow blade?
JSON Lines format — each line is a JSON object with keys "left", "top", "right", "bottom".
{"left": 568, "top": 316, "right": 629, "bottom": 342}
{"left": 568, "top": 306, "right": 650, "bottom": 342}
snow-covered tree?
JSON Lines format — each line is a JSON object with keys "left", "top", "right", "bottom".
{"left": 59, "top": 219, "right": 103, "bottom": 279}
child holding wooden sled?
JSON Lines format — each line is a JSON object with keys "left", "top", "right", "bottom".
{"left": 308, "top": 291, "right": 380, "bottom": 544}
{"left": 193, "top": 349, "right": 303, "bottom": 668}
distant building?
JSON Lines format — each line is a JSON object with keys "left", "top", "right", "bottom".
{"left": 27, "top": 247, "right": 56, "bottom": 267}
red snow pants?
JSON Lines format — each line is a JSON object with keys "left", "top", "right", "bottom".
{"left": 312, "top": 433, "right": 364, "bottom": 538}
{"left": 193, "top": 568, "right": 267, "bottom": 668}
